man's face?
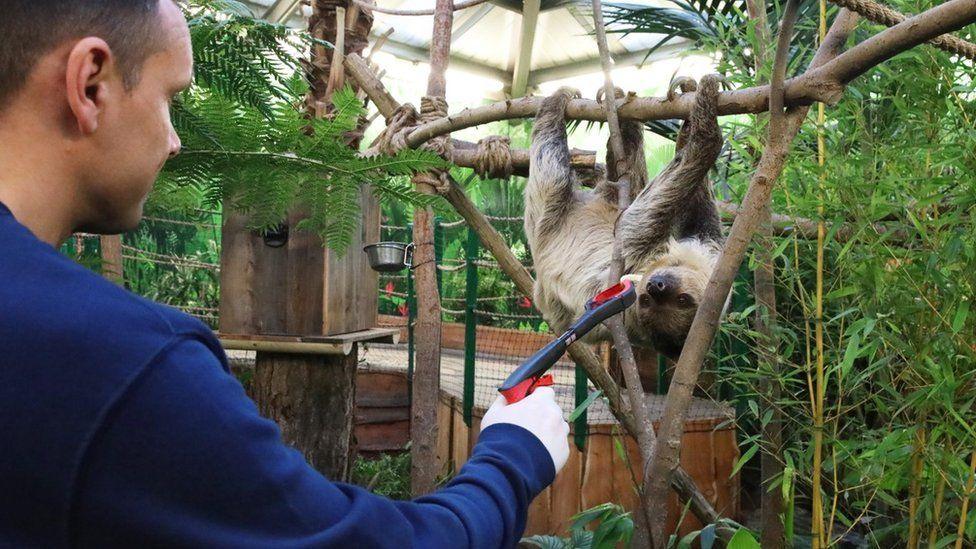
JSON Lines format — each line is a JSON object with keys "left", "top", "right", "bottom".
{"left": 78, "top": 1, "right": 192, "bottom": 234}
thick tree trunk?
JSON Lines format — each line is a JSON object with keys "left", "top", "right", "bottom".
{"left": 250, "top": 0, "right": 374, "bottom": 482}
{"left": 99, "top": 235, "right": 123, "bottom": 283}
{"left": 253, "top": 349, "right": 359, "bottom": 478}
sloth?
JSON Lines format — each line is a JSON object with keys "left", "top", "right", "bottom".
{"left": 524, "top": 75, "right": 726, "bottom": 359}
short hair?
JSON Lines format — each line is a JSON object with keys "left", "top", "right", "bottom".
{"left": 0, "top": 0, "right": 165, "bottom": 107}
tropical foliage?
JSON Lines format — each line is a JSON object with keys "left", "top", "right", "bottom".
{"left": 609, "top": 0, "right": 976, "bottom": 545}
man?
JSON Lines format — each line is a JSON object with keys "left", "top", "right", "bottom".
{"left": 0, "top": 1, "right": 570, "bottom": 547}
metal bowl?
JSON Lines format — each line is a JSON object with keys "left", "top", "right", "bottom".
{"left": 364, "top": 242, "right": 414, "bottom": 272}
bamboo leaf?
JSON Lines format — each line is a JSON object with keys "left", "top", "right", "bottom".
{"left": 951, "top": 300, "right": 969, "bottom": 333}
{"left": 569, "top": 390, "right": 603, "bottom": 422}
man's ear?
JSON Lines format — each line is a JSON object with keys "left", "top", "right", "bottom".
{"left": 65, "top": 37, "right": 117, "bottom": 135}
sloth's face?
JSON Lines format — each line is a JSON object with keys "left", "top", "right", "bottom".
{"left": 632, "top": 265, "right": 710, "bottom": 359}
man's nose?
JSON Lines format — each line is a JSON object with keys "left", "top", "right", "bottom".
{"left": 168, "top": 131, "right": 182, "bottom": 159}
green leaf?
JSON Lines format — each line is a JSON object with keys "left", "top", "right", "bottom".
{"left": 951, "top": 300, "right": 970, "bottom": 333}
{"left": 731, "top": 443, "right": 758, "bottom": 477}
{"left": 726, "top": 528, "right": 761, "bottom": 549}
{"left": 677, "top": 529, "right": 701, "bottom": 549}
{"left": 569, "top": 390, "right": 603, "bottom": 422}
{"left": 520, "top": 535, "right": 571, "bottom": 549}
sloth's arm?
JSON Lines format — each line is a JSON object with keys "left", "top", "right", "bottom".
{"left": 618, "top": 75, "right": 724, "bottom": 265}
{"left": 527, "top": 88, "right": 578, "bottom": 234}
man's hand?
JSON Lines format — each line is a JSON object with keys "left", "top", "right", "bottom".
{"left": 481, "top": 387, "right": 570, "bottom": 473}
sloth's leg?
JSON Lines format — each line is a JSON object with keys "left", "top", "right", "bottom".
{"left": 618, "top": 74, "right": 724, "bottom": 264}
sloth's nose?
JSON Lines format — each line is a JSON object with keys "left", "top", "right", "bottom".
{"left": 647, "top": 273, "right": 676, "bottom": 301}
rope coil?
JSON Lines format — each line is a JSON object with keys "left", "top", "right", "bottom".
{"left": 474, "top": 136, "right": 513, "bottom": 179}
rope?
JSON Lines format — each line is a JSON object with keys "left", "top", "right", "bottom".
{"left": 475, "top": 309, "right": 542, "bottom": 320}
{"left": 121, "top": 245, "right": 220, "bottom": 271}
{"left": 484, "top": 215, "right": 524, "bottom": 222}
{"left": 441, "top": 294, "right": 530, "bottom": 303}
{"left": 143, "top": 216, "right": 219, "bottom": 229}
{"left": 175, "top": 305, "right": 220, "bottom": 314}
{"left": 473, "top": 259, "right": 533, "bottom": 270}
{"left": 352, "top": 0, "right": 492, "bottom": 16}
{"left": 365, "top": 103, "right": 419, "bottom": 156}
{"left": 829, "top": 0, "right": 976, "bottom": 61}
{"left": 440, "top": 219, "right": 466, "bottom": 229}
{"left": 416, "top": 96, "right": 452, "bottom": 194}
{"left": 364, "top": 96, "right": 453, "bottom": 194}
{"left": 474, "top": 136, "right": 513, "bottom": 179}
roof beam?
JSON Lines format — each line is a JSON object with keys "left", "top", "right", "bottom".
{"left": 526, "top": 40, "right": 691, "bottom": 86}
{"left": 452, "top": 3, "right": 494, "bottom": 43}
{"left": 374, "top": 35, "right": 512, "bottom": 84}
{"left": 509, "top": 0, "right": 541, "bottom": 97}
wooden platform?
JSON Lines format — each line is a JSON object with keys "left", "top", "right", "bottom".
{"left": 218, "top": 327, "right": 400, "bottom": 355}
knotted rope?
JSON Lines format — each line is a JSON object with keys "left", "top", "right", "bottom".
{"left": 364, "top": 95, "right": 520, "bottom": 188}
{"left": 414, "top": 96, "right": 453, "bottom": 194}
{"left": 364, "top": 103, "right": 419, "bottom": 156}
{"left": 473, "top": 136, "right": 513, "bottom": 179}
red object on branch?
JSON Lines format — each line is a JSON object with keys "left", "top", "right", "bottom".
{"left": 517, "top": 296, "right": 532, "bottom": 309}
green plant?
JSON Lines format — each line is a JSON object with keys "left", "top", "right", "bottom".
{"left": 351, "top": 452, "right": 411, "bottom": 500}
{"left": 522, "top": 503, "right": 634, "bottom": 549}
{"left": 155, "top": 0, "right": 445, "bottom": 253}
{"left": 668, "top": 519, "right": 760, "bottom": 549}
{"left": 609, "top": 0, "right": 976, "bottom": 545}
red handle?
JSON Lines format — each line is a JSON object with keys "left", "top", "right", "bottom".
{"left": 499, "top": 373, "right": 554, "bottom": 404}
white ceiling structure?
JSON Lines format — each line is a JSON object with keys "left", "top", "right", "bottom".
{"left": 245, "top": 0, "right": 694, "bottom": 97}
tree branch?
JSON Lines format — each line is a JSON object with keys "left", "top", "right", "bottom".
{"left": 644, "top": 4, "right": 862, "bottom": 524}
{"left": 401, "top": 0, "right": 976, "bottom": 146}
{"left": 591, "top": 0, "right": 665, "bottom": 544}
{"left": 408, "top": 0, "right": 453, "bottom": 496}
{"left": 829, "top": 0, "right": 976, "bottom": 61}
{"left": 744, "top": 0, "right": 786, "bottom": 544}
{"left": 352, "top": 0, "right": 492, "bottom": 17}
{"left": 807, "top": 0, "right": 976, "bottom": 102}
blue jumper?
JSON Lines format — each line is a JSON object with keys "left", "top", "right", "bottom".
{"left": 0, "top": 202, "right": 553, "bottom": 548}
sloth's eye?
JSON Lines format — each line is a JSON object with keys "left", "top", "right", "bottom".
{"left": 677, "top": 294, "right": 693, "bottom": 307}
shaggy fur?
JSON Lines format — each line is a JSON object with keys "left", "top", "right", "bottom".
{"left": 525, "top": 75, "right": 726, "bottom": 359}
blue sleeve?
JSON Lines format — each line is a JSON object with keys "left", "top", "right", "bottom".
{"left": 71, "top": 338, "right": 554, "bottom": 549}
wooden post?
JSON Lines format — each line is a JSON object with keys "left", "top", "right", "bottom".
{"left": 220, "top": 0, "right": 377, "bottom": 481}
{"left": 99, "top": 235, "right": 123, "bottom": 283}
{"left": 409, "top": 0, "right": 454, "bottom": 496}
{"left": 251, "top": 345, "right": 359, "bottom": 471}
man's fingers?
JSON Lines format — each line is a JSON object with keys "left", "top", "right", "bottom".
{"left": 526, "top": 386, "right": 556, "bottom": 401}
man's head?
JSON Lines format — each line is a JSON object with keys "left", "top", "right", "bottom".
{"left": 0, "top": 0, "right": 192, "bottom": 239}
